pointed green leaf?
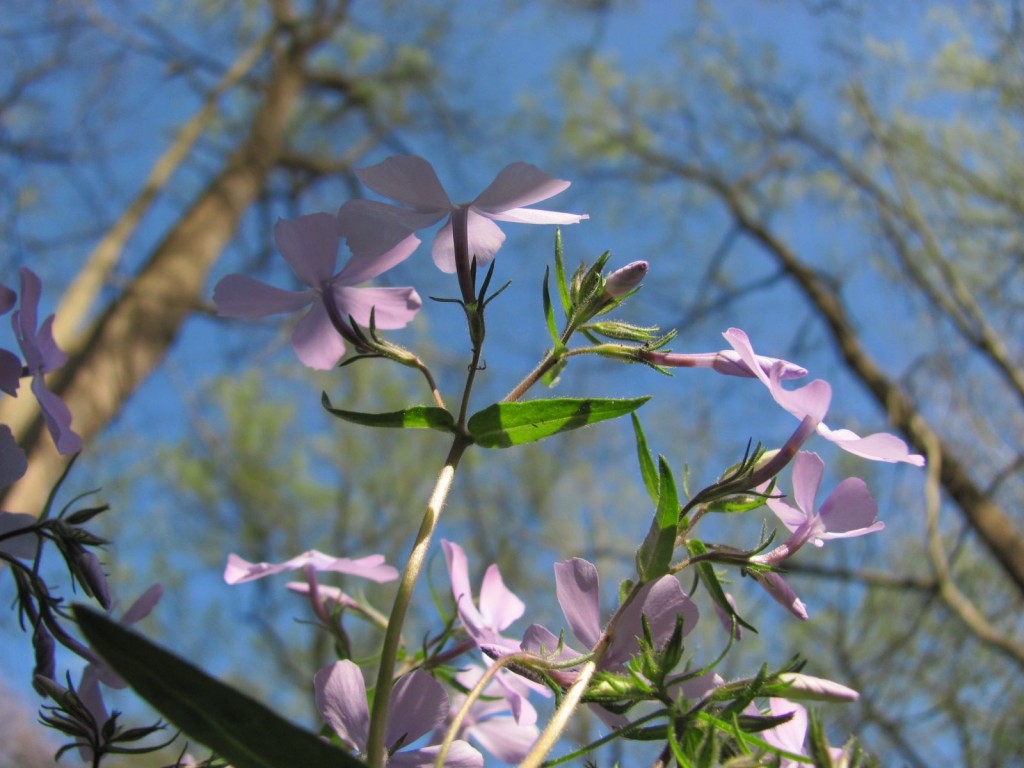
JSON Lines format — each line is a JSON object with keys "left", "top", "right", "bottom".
{"left": 542, "top": 266, "right": 562, "bottom": 347}
{"left": 468, "top": 397, "right": 649, "bottom": 449}
{"left": 636, "top": 456, "right": 680, "bottom": 580}
{"left": 73, "top": 606, "right": 365, "bottom": 768}
{"left": 553, "top": 229, "right": 571, "bottom": 315}
{"left": 322, "top": 393, "right": 455, "bottom": 432}
{"left": 631, "top": 413, "right": 659, "bottom": 505}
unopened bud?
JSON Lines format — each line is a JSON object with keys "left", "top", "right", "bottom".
{"left": 776, "top": 672, "right": 859, "bottom": 702}
{"left": 603, "top": 261, "right": 648, "bottom": 298}
{"left": 32, "top": 628, "right": 56, "bottom": 691}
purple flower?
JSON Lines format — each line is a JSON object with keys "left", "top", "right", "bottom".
{"left": 0, "top": 427, "right": 34, "bottom": 560}
{"left": 442, "top": 539, "right": 547, "bottom": 723}
{"left": 444, "top": 666, "right": 538, "bottom": 765}
{"left": 10, "top": 268, "right": 82, "bottom": 454}
{"left": 314, "top": 660, "right": 483, "bottom": 767}
{"left": 724, "top": 328, "right": 924, "bottom": 465}
{"left": 523, "top": 558, "right": 699, "bottom": 676}
{"left": 641, "top": 349, "right": 808, "bottom": 380}
{"left": 762, "top": 698, "right": 847, "bottom": 767}
{"left": 214, "top": 212, "right": 422, "bottom": 370}
{"left": 338, "top": 156, "right": 588, "bottom": 273}
{"left": 759, "top": 451, "right": 883, "bottom": 564}
{"left": 224, "top": 549, "right": 399, "bottom": 585}
{"left": 442, "top": 539, "right": 525, "bottom": 649}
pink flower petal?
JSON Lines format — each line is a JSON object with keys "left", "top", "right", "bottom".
{"left": 334, "top": 232, "right": 421, "bottom": 285}
{"left": 387, "top": 669, "right": 448, "bottom": 747}
{"left": 31, "top": 376, "right": 82, "bottom": 454}
{"left": 224, "top": 550, "right": 397, "bottom": 584}
{"left": 356, "top": 155, "right": 452, "bottom": 211}
{"left": 337, "top": 199, "right": 428, "bottom": 262}
{"left": 213, "top": 274, "right": 313, "bottom": 318}
{"left": 478, "top": 563, "right": 526, "bottom": 632}
{"left": 430, "top": 211, "right": 506, "bottom": 273}
{"left": 554, "top": 558, "right": 602, "bottom": 650}
{"left": 273, "top": 213, "right": 339, "bottom": 287}
{"left": 818, "top": 477, "right": 882, "bottom": 539}
{"left": 315, "top": 660, "right": 368, "bottom": 750}
{"left": 817, "top": 424, "right": 925, "bottom": 466}
{"left": 472, "top": 162, "right": 570, "bottom": 212}
{"left": 332, "top": 285, "right": 422, "bottom": 330}
{"left": 290, "top": 302, "right": 346, "bottom": 370}
{"left": 790, "top": 451, "right": 824, "bottom": 519}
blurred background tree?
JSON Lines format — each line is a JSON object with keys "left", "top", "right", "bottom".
{"left": 1, "top": 1, "right": 1020, "bottom": 766}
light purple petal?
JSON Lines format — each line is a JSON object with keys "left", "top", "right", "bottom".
{"left": 478, "top": 564, "right": 525, "bottom": 632}
{"left": 332, "top": 285, "right": 422, "bottom": 330}
{"left": 0, "top": 347, "right": 22, "bottom": 396}
{"left": 356, "top": 155, "right": 452, "bottom": 211}
{"left": 336, "top": 199, "right": 431, "bottom": 261}
{"left": 0, "top": 511, "right": 38, "bottom": 558}
{"left": 213, "top": 274, "right": 313, "bottom": 318}
{"left": 710, "top": 350, "right": 807, "bottom": 380}
{"left": 752, "top": 571, "right": 808, "bottom": 620}
{"left": 389, "top": 742, "right": 483, "bottom": 768}
{"left": 14, "top": 269, "right": 41, "bottom": 354}
{"left": 387, "top": 669, "right": 448, "bottom": 747}
{"left": 817, "top": 424, "right": 925, "bottom": 466}
{"left": 0, "top": 426, "right": 27, "bottom": 488}
{"left": 315, "top": 660, "right": 368, "bottom": 751}
{"left": 465, "top": 716, "right": 537, "bottom": 764}
{"left": 31, "top": 376, "right": 82, "bottom": 455}
{"left": 554, "top": 558, "right": 602, "bottom": 650}
{"left": 119, "top": 584, "right": 163, "bottom": 626}
{"left": 763, "top": 698, "right": 807, "bottom": 755}
{"left": 443, "top": 540, "right": 491, "bottom": 642}
{"left": 33, "top": 315, "right": 67, "bottom": 373}
{"left": 335, "top": 233, "right": 421, "bottom": 285}
{"left": 608, "top": 575, "right": 698, "bottom": 669}
{"left": 76, "top": 665, "right": 109, "bottom": 762}
{"left": 817, "top": 477, "right": 882, "bottom": 539}
{"left": 790, "top": 451, "right": 824, "bottom": 519}
{"left": 431, "top": 212, "right": 507, "bottom": 273}
{"left": 483, "top": 207, "right": 588, "bottom": 225}
{"left": 224, "top": 550, "right": 398, "bottom": 585}
{"left": 291, "top": 301, "right": 346, "bottom": 370}
{"left": 472, "top": 162, "right": 570, "bottom": 212}
{"left": 273, "top": 213, "right": 339, "bottom": 287}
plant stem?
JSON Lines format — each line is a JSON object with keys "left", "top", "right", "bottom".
{"left": 365, "top": 436, "right": 471, "bottom": 767}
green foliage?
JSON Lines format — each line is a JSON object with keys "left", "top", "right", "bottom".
{"left": 74, "top": 606, "right": 365, "bottom": 768}
{"left": 321, "top": 393, "right": 456, "bottom": 432}
{"left": 467, "top": 396, "right": 650, "bottom": 448}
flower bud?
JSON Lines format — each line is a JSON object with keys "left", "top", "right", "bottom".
{"left": 602, "top": 261, "right": 648, "bottom": 298}
{"left": 776, "top": 672, "right": 860, "bottom": 702}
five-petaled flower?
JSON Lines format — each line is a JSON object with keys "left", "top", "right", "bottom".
{"left": 338, "top": 155, "right": 588, "bottom": 273}
{"left": 214, "top": 212, "right": 421, "bottom": 370}
{"left": 315, "top": 660, "right": 483, "bottom": 767}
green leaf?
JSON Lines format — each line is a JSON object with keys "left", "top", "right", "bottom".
{"left": 553, "top": 229, "right": 572, "bottom": 315}
{"left": 73, "top": 606, "right": 365, "bottom": 768}
{"left": 322, "top": 393, "right": 455, "bottom": 432}
{"left": 468, "top": 396, "right": 650, "bottom": 449}
{"left": 542, "top": 266, "right": 562, "bottom": 347}
{"left": 631, "top": 413, "right": 659, "bottom": 504}
{"left": 636, "top": 456, "right": 680, "bottom": 580}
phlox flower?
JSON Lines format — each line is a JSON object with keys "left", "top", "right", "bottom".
{"left": 338, "top": 155, "right": 588, "bottom": 273}
{"left": 761, "top": 451, "right": 883, "bottom": 563}
{"left": 9, "top": 268, "right": 82, "bottom": 454}
{"left": 724, "top": 328, "right": 924, "bottom": 465}
{"left": 761, "top": 698, "right": 848, "bottom": 768}
{"left": 224, "top": 549, "right": 398, "bottom": 585}
{"left": 0, "top": 281, "right": 21, "bottom": 396}
{"left": 521, "top": 559, "right": 699, "bottom": 683}
{"left": 314, "top": 660, "right": 483, "bottom": 767}
{"left": 443, "top": 666, "right": 539, "bottom": 765}
{"left": 641, "top": 349, "right": 808, "bottom": 381}
{"left": 442, "top": 539, "right": 547, "bottom": 723}
{"left": 214, "top": 212, "right": 421, "bottom": 370}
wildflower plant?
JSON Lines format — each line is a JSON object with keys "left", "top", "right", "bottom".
{"left": 4, "top": 157, "right": 924, "bottom": 767}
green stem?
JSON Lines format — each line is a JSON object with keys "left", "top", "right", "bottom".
{"left": 365, "top": 436, "right": 471, "bottom": 767}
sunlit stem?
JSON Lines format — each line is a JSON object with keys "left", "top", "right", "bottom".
{"left": 366, "top": 436, "right": 471, "bottom": 768}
